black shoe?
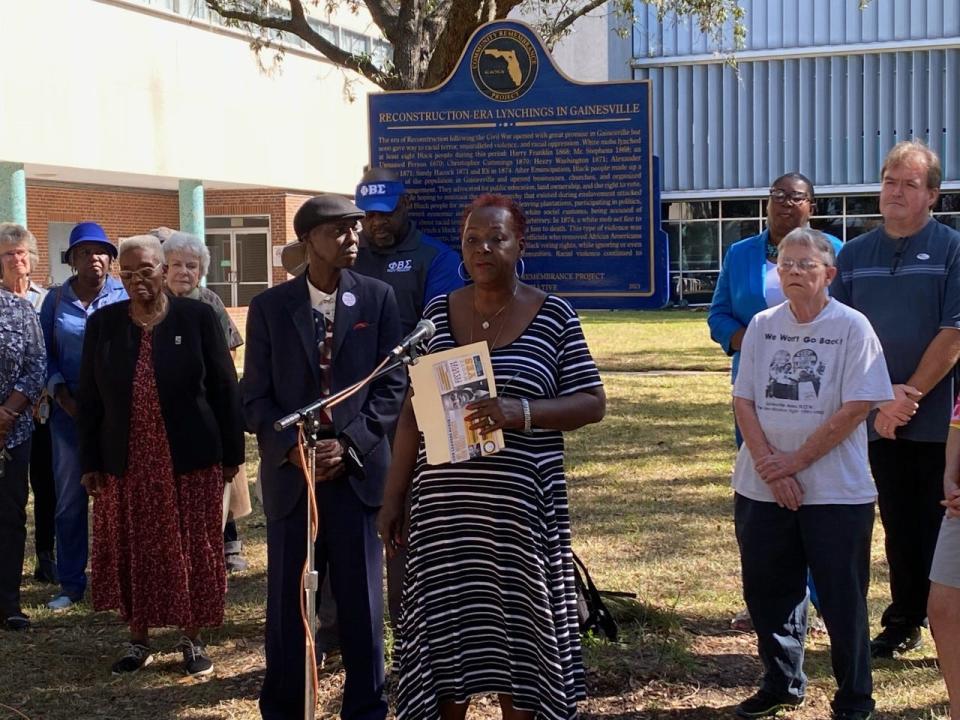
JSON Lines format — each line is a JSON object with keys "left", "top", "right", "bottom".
{"left": 111, "top": 643, "right": 154, "bottom": 675}
{"left": 4, "top": 611, "right": 30, "bottom": 631}
{"left": 870, "top": 625, "right": 922, "bottom": 658}
{"left": 33, "top": 551, "right": 59, "bottom": 584}
{"left": 178, "top": 636, "right": 213, "bottom": 676}
{"left": 735, "top": 690, "right": 804, "bottom": 718}
{"left": 832, "top": 710, "right": 873, "bottom": 720}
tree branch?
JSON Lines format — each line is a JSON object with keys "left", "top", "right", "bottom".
{"left": 549, "top": 0, "right": 607, "bottom": 38}
{"left": 205, "top": 0, "right": 402, "bottom": 89}
{"left": 364, "top": 0, "right": 400, "bottom": 41}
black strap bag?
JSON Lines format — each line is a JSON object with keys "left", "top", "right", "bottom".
{"left": 572, "top": 550, "right": 622, "bottom": 642}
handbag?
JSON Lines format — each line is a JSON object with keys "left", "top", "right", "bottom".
{"left": 572, "top": 550, "right": 633, "bottom": 642}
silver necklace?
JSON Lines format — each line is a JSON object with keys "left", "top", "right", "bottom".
{"left": 475, "top": 285, "right": 518, "bottom": 330}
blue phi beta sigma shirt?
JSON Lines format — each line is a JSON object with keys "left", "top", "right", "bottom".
{"left": 39, "top": 275, "right": 128, "bottom": 395}
{"left": 830, "top": 219, "right": 960, "bottom": 443}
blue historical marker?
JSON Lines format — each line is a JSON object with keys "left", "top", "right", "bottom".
{"left": 368, "top": 20, "right": 669, "bottom": 309}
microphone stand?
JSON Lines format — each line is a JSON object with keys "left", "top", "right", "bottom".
{"left": 274, "top": 347, "right": 422, "bottom": 720}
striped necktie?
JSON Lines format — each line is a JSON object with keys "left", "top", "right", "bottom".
{"left": 312, "top": 308, "right": 334, "bottom": 424}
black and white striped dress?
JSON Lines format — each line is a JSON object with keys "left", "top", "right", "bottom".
{"left": 396, "top": 294, "right": 603, "bottom": 720}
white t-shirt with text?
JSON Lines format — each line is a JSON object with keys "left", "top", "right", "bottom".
{"left": 732, "top": 298, "right": 894, "bottom": 505}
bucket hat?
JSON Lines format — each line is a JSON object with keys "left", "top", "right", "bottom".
{"left": 67, "top": 222, "right": 117, "bottom": 261}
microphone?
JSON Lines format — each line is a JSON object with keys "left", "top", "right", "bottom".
{"left": 388, "top": 318, "right": 436, "bottom": 359}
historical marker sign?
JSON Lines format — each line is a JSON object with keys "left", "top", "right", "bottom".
{"left": 368, "top": 20, "right": 669, "bottom": 309}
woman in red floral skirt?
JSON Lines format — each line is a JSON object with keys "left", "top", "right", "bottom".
{"left": 77, "top": 235, "right": 244, "bottom": 676}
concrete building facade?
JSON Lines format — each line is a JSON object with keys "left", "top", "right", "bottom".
{"left": 1, "top": 0, "right": 383, "bottom": 301}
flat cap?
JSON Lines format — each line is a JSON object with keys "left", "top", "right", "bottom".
{"left": 293, "top": 194, "right": 364, "bottom": 240}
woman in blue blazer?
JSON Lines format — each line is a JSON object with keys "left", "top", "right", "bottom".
{"left": 708, "top": 172, "right": 842, "bottom": 631}
{"left": 710, "top": 173, "right": 843, "bottom": 387}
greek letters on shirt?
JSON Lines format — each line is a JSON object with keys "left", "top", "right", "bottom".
{"left": 387, "top": 259, "right": 414, "bottom": 273}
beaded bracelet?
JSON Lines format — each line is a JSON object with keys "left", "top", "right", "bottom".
{"left": 520, "top": 398, "right": 533, "bottom": 434}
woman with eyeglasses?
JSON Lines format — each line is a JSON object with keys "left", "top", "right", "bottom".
{"left": 159, "top": 230, "right": 251, "bottom": 574}
{"left": 730, "top": 227, "right": 893, "bottom": 720}
{"left": 39, "top": 222, "right": 127, "bottom": 611}
{"left": 76, "top": 235, "right": 244, "bottom": 676}
{"left": 707, "top": 173, "right": 842, "bottom": 632}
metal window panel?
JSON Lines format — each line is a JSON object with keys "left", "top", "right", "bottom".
{"left": 752, "top": 62, "right": 770, "bottom": 185}
{"left": 798, "top": 58, "right": 817, "bottom": 180}
{"left": 830, "top": 56, "right": 846, "bottom": 185}
{"left": 693, "top": 64, "right": 709, "bottom": 188}
{"left": 846, "top": 55, "right": 865, "bottom": 185}
{"left": 863, "top": 53, "right": 880, "bottom": 180}
{"left": 813, "top": 0, "right": 830, "bottom": 45}
{"left": 722, "top": 67, "right": 739, "bottom": 187}
{"left": 662, "top": 66, "right": 678, "bottom": 190}
{"left": 948, "top": 0, "right": 960, "bottom": 36}
{"left": 737, "top": 63, "right": 755, "bottom": 185}
{"left": 768, "top": 60, "right": 785, "bottom": 176}
{"left": 947, "top": 51, "right": 960, "bottom": 178}
{"left": 707, "top": 64, "right": 723, "bottom": 188}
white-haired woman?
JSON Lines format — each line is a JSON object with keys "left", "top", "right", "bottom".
{"left": 78, "top": 235, "right": 244, "bottom": 676}
{"left": 0, "top": 223, "right": 57, "bottom": 585}
{"left": 732, "top": 228, "right": 893, "bottom": 720}
{"left": 161, "top": 230, "right": 250, "bottom": 572}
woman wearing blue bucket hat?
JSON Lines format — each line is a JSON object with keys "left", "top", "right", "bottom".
{"left": 39, "top": 222, "right": 127, "bottom": 610}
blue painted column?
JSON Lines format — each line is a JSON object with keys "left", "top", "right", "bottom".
{"left": 179, "top": 179, "right": 206, "bottom": 286}
{"left": 0, "top": 162, "right": 27, "bottom": 225}
{"left": 178, "top": 179, "right": 205, "bottom": 238}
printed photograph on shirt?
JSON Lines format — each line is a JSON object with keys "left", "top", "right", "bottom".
{"left": 765, "top": 348, "right": 825, "bottom": 401}
{"left": 754, "top": 327, "right": 846, "bottom": 418}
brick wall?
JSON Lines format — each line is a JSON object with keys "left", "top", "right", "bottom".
{"left": 206, "top": 189, "right": 313, "bottom": 287}
{"left": 21, "top": 183, "right": 328, "bottom": 303}
{"left": 25, "top": 182, "right": 179, "bottom": 283}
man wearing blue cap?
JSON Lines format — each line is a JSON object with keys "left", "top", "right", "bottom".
{"left": 39, "top": 222, "right": 127, "bottom": 610}
{"left": 353, "top": 166, "right": 463, "bottom": 336}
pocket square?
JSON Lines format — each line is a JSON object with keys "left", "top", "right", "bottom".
{"left": 353, "top": 321, "right": 370, "bottom": 330}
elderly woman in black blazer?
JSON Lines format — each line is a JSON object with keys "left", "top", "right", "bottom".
{"left": 77, "top": 235, "right": 244, "bottom": 677}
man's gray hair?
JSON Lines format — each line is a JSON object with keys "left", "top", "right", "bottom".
{"left": 118, "top": 235, "right": 164, "bottom": 265}
{"left": 778, "top": 227, "right": 836, "bottom": 266}
{"left": 0, "top": 222, "right": 40, "bottom": 273}
{"left": 162, "top": 231, "right": 210, "bottom": 277}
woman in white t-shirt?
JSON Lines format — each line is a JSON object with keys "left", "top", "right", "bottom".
{"left": 731, "top": 228, "right": 894, "bottom": 720}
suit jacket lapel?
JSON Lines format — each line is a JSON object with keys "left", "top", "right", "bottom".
{"left": 286, "top": 275, "right": 321, "bottom": 387}
{"left": 333, "top": 270, "right": 358, "bottom": 363}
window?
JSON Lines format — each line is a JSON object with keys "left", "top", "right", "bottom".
{"left": 664, "top": 191, "right": 960, "bottom": 306}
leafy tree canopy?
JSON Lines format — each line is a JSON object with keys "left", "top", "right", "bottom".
{"left": 204, "top": 0, "right": 748, "bottom": 90}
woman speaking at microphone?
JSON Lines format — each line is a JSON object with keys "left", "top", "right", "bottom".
{"left": 379, "top": 194, "right": 606, "bottom": 720}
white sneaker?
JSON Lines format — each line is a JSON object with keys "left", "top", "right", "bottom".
{"left": 47, "top": 594, "right": 76, "bottom": 611}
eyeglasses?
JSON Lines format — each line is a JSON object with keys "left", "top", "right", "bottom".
{"left": 777, "top": 258, "right": 827, "bottom": 272}
{"left": 119, "top": 263, "right": 163, "bottom": 281}
{"left": 769, "top": 189, "right": 810, "bottom": 205}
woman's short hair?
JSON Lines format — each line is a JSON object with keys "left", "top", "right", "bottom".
{"left": 0, "top": 222, "right": 40, "bottom": 273}
{"left": 460, "top": 194, "right": 528, "bottom": 239}
{"left": 162, "top": 231, "right": 210, "bottom": 277}
{"left": 882, "top": 139, "right": 942, "bottom": 190}
{"left": 778, "top": 227, "right": 836, "bottom": 266}
{"left": 118, "top": 235, "right": 164, "bottom": 265}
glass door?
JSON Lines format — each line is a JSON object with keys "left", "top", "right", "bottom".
{"left": 205, "top": 232, "right": 234, "bottom": 306}
{"left": 204, "top": 219, "right": 271, "bottom": 307}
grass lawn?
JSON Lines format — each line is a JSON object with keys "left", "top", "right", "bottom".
{"left": 3, "top": 311, "right": 949, "bottom": 719}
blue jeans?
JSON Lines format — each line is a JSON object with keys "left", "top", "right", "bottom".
{"left": 50, "top": 406, "right": 88, "bottom": 599}
{"left": 734, "top": 494, "right": 874, "bottom": 715}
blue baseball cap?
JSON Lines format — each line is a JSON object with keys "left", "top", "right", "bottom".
{"left": 67, "top": 222, "right": 117, "bottom": 260}
{"left": 355, "top": 179, "right": 405, "bottom": 213}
